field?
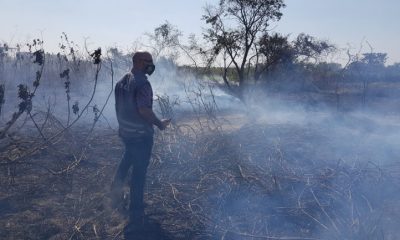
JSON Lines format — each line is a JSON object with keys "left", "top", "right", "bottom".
{"left": 1, "top": 49, "right": 400, "bottom": 240}
{"left": 1, "top": 99, "right": 400, "bottom": 240}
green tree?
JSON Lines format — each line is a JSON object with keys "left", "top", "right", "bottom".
{"left": 257, "top": 33, "right": 294, "bottom": 80}
{"left": 203, "top": 0, "right": 285, "bottom": 95}
{"left": 361, "top": 52, "right": 387, "bottom": 66}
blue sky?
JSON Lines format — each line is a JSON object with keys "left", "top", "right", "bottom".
{"left": 0, "top": 0, "right": 399, "bottom": 64}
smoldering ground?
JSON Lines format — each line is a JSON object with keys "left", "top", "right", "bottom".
{"left": 137, "top": 62, "right": 400, "bottom": 238}
{"left": 199, "top": 106, "right": 400, "bottom": 239}
{"left": 0, "top": 48, "right": 400, "bottom": 240}
{"left": 149, "top": 64, "right": 400, "bottom": 239}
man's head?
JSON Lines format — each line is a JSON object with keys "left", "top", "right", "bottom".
{"left": 132, "top": 51, "right": 155, "bottom": 75}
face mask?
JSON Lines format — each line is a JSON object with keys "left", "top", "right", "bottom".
{"left": 144, "top": 64, "right": 155, "bottom": 75}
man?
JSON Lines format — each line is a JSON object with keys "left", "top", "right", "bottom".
{"left": 112, "top": 51, "right": 170, "bottom": 227}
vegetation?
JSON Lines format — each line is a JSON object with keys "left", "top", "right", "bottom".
{"left": 0, "top": 1, "right": 400, "bottom": 239}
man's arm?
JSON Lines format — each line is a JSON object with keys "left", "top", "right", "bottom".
{"left": 136, "top": 82, "right": 170, "bottom": 130}
{"left": 138, "top": 107, "right": 170, "bottom": 130}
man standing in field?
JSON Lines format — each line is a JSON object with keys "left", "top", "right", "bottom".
{"left": 111, "top": 51, "right": 170, "bottom": 228}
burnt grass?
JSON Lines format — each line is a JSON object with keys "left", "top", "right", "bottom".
{"left": 1, "top": 110, "right": 400, "bottom": 240}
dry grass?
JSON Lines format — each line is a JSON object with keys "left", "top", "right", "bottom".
{"left": 1, "top": 111, "right": 399, "bottom": 240}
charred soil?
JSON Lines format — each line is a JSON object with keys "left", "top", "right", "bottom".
{"left": 1, "top": 112, "right": 400, "bottom": 240}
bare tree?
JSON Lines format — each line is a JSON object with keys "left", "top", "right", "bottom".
{"left": 145, "top": 21, "right": 205, "bottom": 70}
{"left": 144, "top": 21, "right": 182, "bottom": 61}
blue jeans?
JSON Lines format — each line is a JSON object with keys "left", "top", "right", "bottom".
{"left": 112, "top": 135, "right": 154, "bottom": 222}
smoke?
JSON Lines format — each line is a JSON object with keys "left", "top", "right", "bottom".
{"left": 148, "top": 61, "right": 400, "bottom": 238}
{"left": 127, "top": 55, "right": 400, "bottom": 238}
{"left": 1, "top": 45, "right": 400, "bottom": 239}
{"left": 194, "top": 84, "right": 400, "bottom": 238}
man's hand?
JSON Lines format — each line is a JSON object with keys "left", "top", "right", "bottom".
{"left": 159, "top": 118, "right": 171, "bottom": 130}
{"left": 138, "top": 107, "right": 171, "bottom": 130}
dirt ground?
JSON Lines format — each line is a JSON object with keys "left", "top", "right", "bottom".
{"left": 1, "top": 106, "right": 400, "bottom": 240}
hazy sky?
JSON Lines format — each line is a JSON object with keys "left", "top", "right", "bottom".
{"left": 0, "top": 0, "right": 399, "bottom": 64}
